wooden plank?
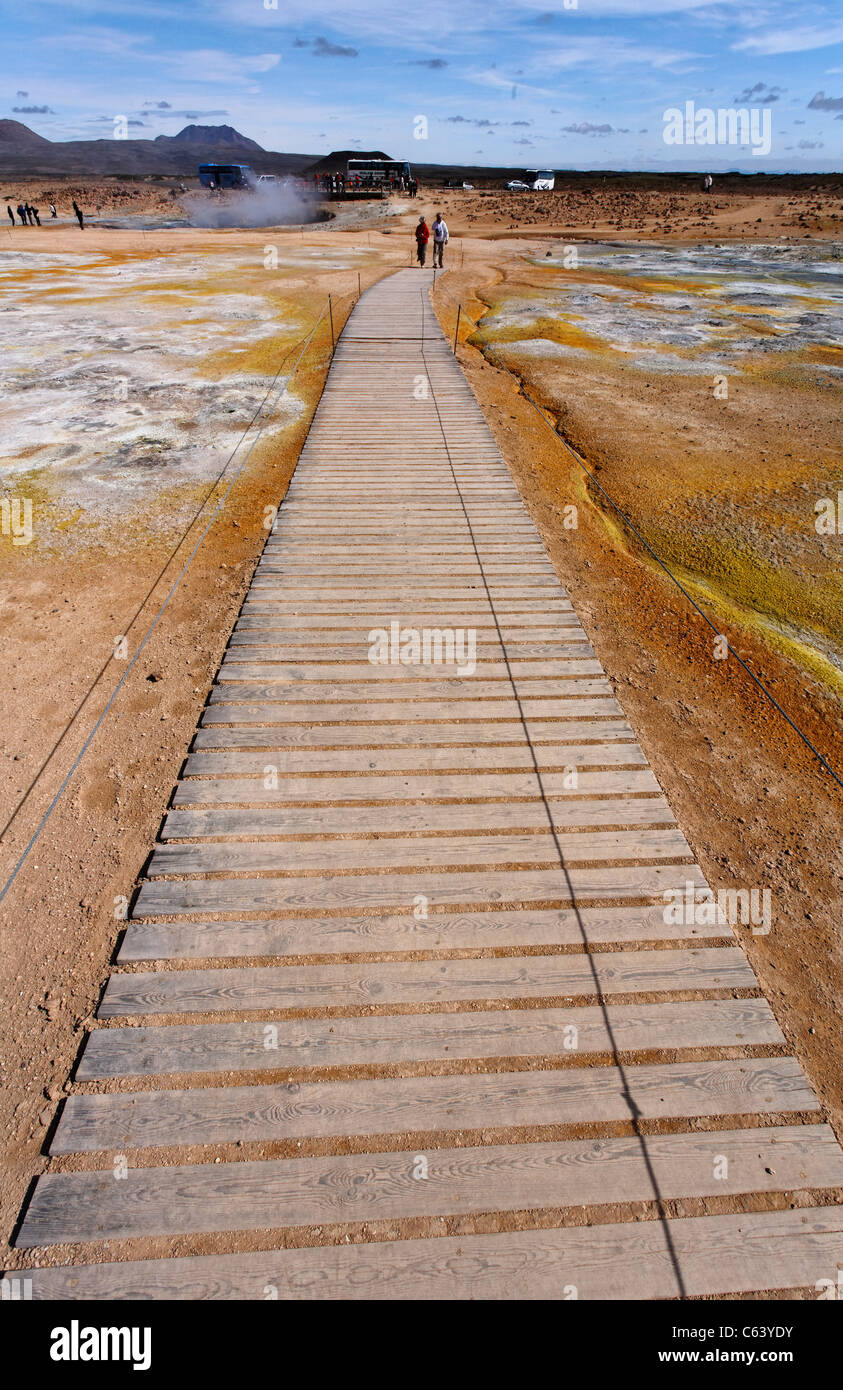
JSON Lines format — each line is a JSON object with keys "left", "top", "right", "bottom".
{"left": 243, "top": 599, "right": 574, "bottom": 612}
{"left": 148, "top": 829, "right": 692, "bottom": 877}
{"left": 171, "top": 770, "right": 661, "bottom": 804}
{"left": 182, "top": 744, "right": 646, "bottom": 776}
{"left": 98, "top": 949, "right": 755, "bottom": 1017}
{"left": 201, "top": 699, "right": 625, "bottom": 723}
{"left": 232, "top": 627, "right": 587, "bottom": 643}
{"left": 226, "top": 640, "right": 591, "bottom": 659}
{"left": 234, "top": 615, "right": 580, "bottom": 629}
{"left": 118, "top": 905, "right": 723, "bottom": 963}
{"left": 13, "top": 1208, "right": 843, "bottom": 1299}
{"left": 191, "top": 719, "right": 635, "bottom": 749}
{"left": 77, "top": 998, "right": 785, "bottom": 1078}
{"left": 267, "top": 527, "right": 539, "bottom": 537}
{"left": 215, "top": 662, "right": 604, "bottom": 683}
{"left": 132, "top": 864, "right": 704, "bottom": 918}
{"left": 256, "top": 554, "right": 551, "bottom": 568}
{"left": 247, "top": 588, "right": 563, "bottom": 600}
{"left": 208, "top": 681, "right": 615, "bottom": 705}
{"left": 20, "top": 1127, "right": 842, "bottom": 1246}
{"left": 260, "top": 544, "right": 550, "bottom": 556}
{"left": 161, "top": 800, "right": 677, "bottom": 840}
{"left": 52, "top": 1057, "right": 818, "bottom": 1152}
{"left": 247, "top": 583, "right": 564, "bottom": 594}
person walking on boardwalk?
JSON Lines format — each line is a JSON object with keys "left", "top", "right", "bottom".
{"left": 50, "top": 202, "right": 57, "bottom": 218}
{"left": 415, "top": 214, "right": 429, "bottom": 266}
{"left": 7, "top": 205, "right": 14, "bottom": 227}
{"left": 431, "top": 211, "right": 449, "bottom": 267}
{"left": 72, "top": 200, "right": 84, "bottom": 229}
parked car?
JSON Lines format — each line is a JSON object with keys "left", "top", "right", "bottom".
{"left": 506, "top": 179, "right": 529, "bottom": 191}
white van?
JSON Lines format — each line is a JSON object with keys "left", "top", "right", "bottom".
{"left": 525, "top": 169, "right": 555, "bottom": 190}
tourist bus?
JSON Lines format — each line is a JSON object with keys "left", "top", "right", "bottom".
{"left": 525, "top": 169, "right": 555, "bottom": 190}
{"left": 346, "top": 158, "right": 412, "bottom": 186}
{"left": 198, "top": 163, "right": 258, "bottom": 190}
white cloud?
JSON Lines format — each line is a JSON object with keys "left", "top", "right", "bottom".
{"left": 156, "top": 49, "right": 282, "bottom": 84}
{"left": 733, "top": 23, "right": 843, "bottom": 55}
{"left": 539, "top": 38, "right": 700, "bottom": 72}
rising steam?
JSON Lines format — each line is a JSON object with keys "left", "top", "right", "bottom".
{"left": 184, "top": 180, "right": 325, "bottom": 229}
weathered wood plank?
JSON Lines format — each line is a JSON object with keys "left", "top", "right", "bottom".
{"left": 182, "top": 744, "right": 646, "bottom": 776}
{"left": 148, "top": 829, "right": 692, "bottom": 877}
{"left": 77, "top": 998, "right": 782, "bottom": 1078}
{"left": 132, "top": 864, "right": 705, "bottom": 917}
{"left": 118, "top": 905, "right": 722, "bottom": 962}
{"left": 13, "top": 1208, "right": 843, "bottom": 1299}
{"left": 162, "top": 799, "right": 674, "bottom": 842}
{"left": 20, "top": 1128, "right": 842, "bottom": 1246}
{"left": 51, "top": 1057, "right": 818, "bottom": 1152}
{"left": 171, "top": 769, "right": 662, "bottom": 805}
{"left": 216, "top": 661, "right": 603, "bottom": 682}
{"left": 200, "top": 699, "right": 624, "bottom": 723}
{"left": 99, "top": 949, "right": 755, "bottom": 1017}
{"left": 226, "top": 640, "right": 591, "bottom": 659}
{"left": 208, "top": 680, "right": 615, "bottom": 704}
{"left": 191, "top": 719, "right": 635, "bottom": 749}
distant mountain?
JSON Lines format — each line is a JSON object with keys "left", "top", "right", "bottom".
{"left": 154, "top": 124, "right": 264, "bottom": 152}
{"left": 0, "top": 122, "right": 315, "bottom": 177}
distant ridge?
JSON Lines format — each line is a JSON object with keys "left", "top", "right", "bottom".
{"left": 0, "top": 121, "right": 315, "bottom": 177}
{"left": 0, "top": 121, "right": 835, "bottom": 186}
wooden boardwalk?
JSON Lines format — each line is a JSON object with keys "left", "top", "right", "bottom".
{"left": 12, "top": 269, "right": 843, "bottom": 1298}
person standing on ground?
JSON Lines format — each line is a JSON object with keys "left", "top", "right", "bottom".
{"left": 50, "top": 202, "right": 56, "bottom": 218}
{"left": 17, "top": 203, "right": 26, "bottom": 225}
{"left": 31, "top": 205, "right": 41, "bottom": 226}
{"left": 431, "top": 211, "right": 449, "bottom": 267}
{"left": 72, "top": 200, "right": 84, "bottom": 229}
{"left": 415, "top": 214, "right": 429, "bottom": 266}
{"left": 26, "top": 203, "right": 35, "bottom": 225}
{"left": 7, "top": 205, "right": 14, "bottom": 227}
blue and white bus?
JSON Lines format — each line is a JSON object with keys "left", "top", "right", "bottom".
{"left": 198, "top": 163, "right": 258, "bottom": 190}
{"left": 346, "top": 158, "right": 411, "bottom": 186}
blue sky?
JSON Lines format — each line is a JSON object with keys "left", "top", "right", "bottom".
{"left": 5, "top": 0, "right": 843, "bottom": 170}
